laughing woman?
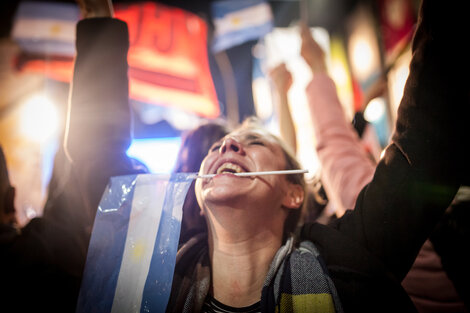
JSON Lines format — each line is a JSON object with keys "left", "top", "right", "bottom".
{"left": 70, "top": 0, "right": 469, "bottom": 311}
{"left": 167, "top": 120, "right": 340, "bottom": 312}
{"left": 166, "top": 2, "right": 468, "bottom": 313}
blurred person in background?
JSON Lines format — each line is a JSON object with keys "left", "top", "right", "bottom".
{"left": 173, "top": 121, "right": 229, "bottom": 245}
{"left": 0, "top": 145, "right": 18, "bottom": 243}
{"left": 269, "top": 63, "right": 329, "bottom": 224}
{"left": 297, "top": 20, "right": 468, "bottom": 312}
{"left": 1, "top": 0, "right": 148, "bottom": 311}
{"left": 168, "top": 0, "right": 469, "bottom": 309}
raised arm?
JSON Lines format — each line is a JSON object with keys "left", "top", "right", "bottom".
{"left": 332, "top": 0, "right": 468, "bottom": 280}
{"left": 76, "top": 0, "right": 114, "bottom": 18}
{"left": 64, "top": 0, "right": 129, "bottom": 163}
{"left": 268, "top": 63, "right": 297, "bottom": 154}
{"left": 63, "top": 0, "right": 147, "bottom": 233}
{"left": 300, "top": 24, "right": 376, "bottom": 217}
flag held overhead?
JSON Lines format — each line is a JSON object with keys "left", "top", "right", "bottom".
{"left": 12, "top": 1, "right": 79, "bottom": 57}
{"left": 211, "top": 0, "right": 274, "bottom": 53}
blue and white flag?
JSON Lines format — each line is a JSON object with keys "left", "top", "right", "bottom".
{"left": 76, "top": 173, "right": 195, "bottom": 313}
{"left": 210, "top": 0, "right": 274, "bottom": 53}
{"left": 11, "top": 1, "right": 80, "bottom": 56}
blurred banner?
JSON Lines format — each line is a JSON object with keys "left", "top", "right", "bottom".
{"left": 210, "top": 0, "right": 274, "bottom": 53}
{"left": 76, "top": 173, "right": 194, "bottom": 313}
{"left": 12, "top": 1, "right": 220, "bottom": 118}
{"left": 11, "top": 1, "right": 78, "bottom": 56}
{"left": 377, "top": 0, "right": 416, "bottom": 64}
{"left": 328, "top": 34, "right": 354, "bottom": 117}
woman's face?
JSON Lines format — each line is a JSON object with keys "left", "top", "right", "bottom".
{"left": 195, "top": 127, "right": 293, "bottom": 211}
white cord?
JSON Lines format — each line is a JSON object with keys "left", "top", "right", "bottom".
{"left": 194, "top": 169, "right": 308, "bottom": 179}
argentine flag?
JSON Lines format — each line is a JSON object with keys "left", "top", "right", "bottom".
{"left": 211, "top": 0, "right": 274, "bottom": 53}
{"left": 11, "top": 1, "right": 79, "bottom": 56}
{"left": 76, "top": 173, "right": 195, "bottom": 313}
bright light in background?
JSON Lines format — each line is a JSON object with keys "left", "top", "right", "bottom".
{"left": 329, "top": 36, "right": 354, "bottom": 121}
{"left": 264, "top": 26, "right": 330, "bottom": 71}
{"left": 347, "top": 6, "right": 381, "bottom": 83}
{"left": 262, "top": 26, "right": 330, "bottom": 179}
{"left": 388, "top": 48, "right": 411, "bottom": 122}
{"left": 364, "top": 97, "right": 386, "bottom": 122}
{"left": 19, "top": 94, "right": 59, "bottom": 144}
{"left": 126, "top": 137, "right": 181, "bottom": 173}
{"left": 351, "top": 38, "right": 373, "bottom": 76}
{"left": 330, "top": 59, "right": 349, "bottom": 87}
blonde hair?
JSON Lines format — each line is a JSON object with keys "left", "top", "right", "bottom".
{"left": 236, "top": 117, "right": 307, "bottom": 238}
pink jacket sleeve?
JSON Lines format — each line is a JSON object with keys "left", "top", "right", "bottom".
{"left": 306, "top": 73, "right": 376, "bottom": 216}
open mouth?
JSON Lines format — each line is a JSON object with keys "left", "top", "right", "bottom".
{"left": 216, "top": 162, "right": 246, "bottom": 175}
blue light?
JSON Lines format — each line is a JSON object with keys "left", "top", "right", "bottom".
{"left": 126, "top": 137, "right": 182, "bottom": 173}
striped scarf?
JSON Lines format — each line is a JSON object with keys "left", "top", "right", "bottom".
{"left": 262, "top": 237, "right": 343, "bottom": 312}
{"left": 167, "top": 235, "right": 343, "bottom": 313}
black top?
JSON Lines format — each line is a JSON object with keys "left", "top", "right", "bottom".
{"left": 202, "top": 295, "right": 261, "bottom": 313}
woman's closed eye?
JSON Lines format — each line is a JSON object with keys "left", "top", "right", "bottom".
{"left": 209, "top": 144, "right": 221, "bottom": 152}
{"left": 249, "top": 140, "right": 265, "bottom": 146}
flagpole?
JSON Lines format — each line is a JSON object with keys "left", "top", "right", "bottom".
{"left": 300, "top": 0, "right": 309, "bottom": 25}
{"left": 214, "top": 51, "right": 239, "bottom": 129}
{"left": 193, "top": 169, "right": 308, "bottom": 179}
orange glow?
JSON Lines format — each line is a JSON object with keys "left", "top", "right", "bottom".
{"left": 130, "top": 78, "right": 219, "bottom": 117}
{"left": 17, "top": 2, "right": 220, "bottom": 118}
{"left": 19, "top": 58, "right": 73, "bottom": 82}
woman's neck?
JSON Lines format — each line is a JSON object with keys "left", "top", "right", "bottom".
{"left": 208, "top": 229, "right": 283, "bottom": 308}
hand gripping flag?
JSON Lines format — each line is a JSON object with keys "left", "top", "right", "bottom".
{"left": 76, "top": 173, "right": 195, "bottom": 313}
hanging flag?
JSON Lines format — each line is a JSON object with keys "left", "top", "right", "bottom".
{"left": 11, "top": 2, "right": 220, "bottom": 119}
{"left": 377, "top": 0, "right": 416, "bottom": 64}
{"left": 11, "top": 1, "right": 79, "bottom": 57}
{"left": 76, "top": 173, "right": 195, "bottom": 313}
{"left": 211, "top": 0, "right": 274, "bottom": 53}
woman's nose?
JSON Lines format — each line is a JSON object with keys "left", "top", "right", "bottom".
{"left": 219, "top": 137, "right": 244, "bottom": 154}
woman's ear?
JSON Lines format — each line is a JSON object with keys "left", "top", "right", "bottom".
{"left": 282, "top": 183, "right": 304, "bottom": 209}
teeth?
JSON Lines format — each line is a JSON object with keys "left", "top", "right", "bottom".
{"left": 216, "top": 162, "right": 244, "bottom": 175}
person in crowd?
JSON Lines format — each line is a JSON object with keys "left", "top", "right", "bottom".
{"left": 167, "top": 0, "right": 469, "bottom": 310}
{"left": 296, "top": 21, "right": 468, "bottom": 312}
{"left": 268, "top": 63, "right": 297, "bottom": 154}
{"left": 295, "top": 23, "right": 377, "bottom": 218}
{"left": 3, "top": 0, "right": 469, "bottom": 312}
{"left": 267, "top": 21, "right": 469, "bottom": 312}
{"left": 0, "top": 145, "right": 18, "bottom": 243}
{"left": 173, "top": 121, "right": 229, "bottom": 245}
{"left": 1, "top": 0, "right": 148, "bottom": 311}
{"left": 1, "top": 145, "right": 85, "bottom": 312}
{"left": 430, "top": 193, "right": 470, "bottom": 309}
{"left": 269, "top": 62, "right": 330, "bottom": 224}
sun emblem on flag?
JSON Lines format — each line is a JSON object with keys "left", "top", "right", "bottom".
{"left": 49, "top": 24, "right": 62, "bottom": 37}
{"left": 231, "top": 16, "right": 241, "bottom": 27}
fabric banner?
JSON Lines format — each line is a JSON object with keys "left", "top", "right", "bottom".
{"left": 210, "top": 0, "right": 274, "bottom": 53}
{"left": 11, "top": 1, "right": 79, "bottom": 57}
{"left": 377, "top": 0, "right": 416, "bottom": 64}
{"left": 11, "top": 1, "right": 220, "bottom": 118}
{"left": 116, "top": 2, "right": 219, "bottom": 118}
{"left": 76, "top": 173, "right": 195, "bottom": 313}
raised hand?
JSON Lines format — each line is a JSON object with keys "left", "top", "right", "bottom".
{"left": 76, "top": 0, "right": 114, "bottom": 18}
{"left": 269, "top": 63, "right": 293, "bottom": 95}
{"left": 300, "top": 22, "right": 327, "bottom": 74}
